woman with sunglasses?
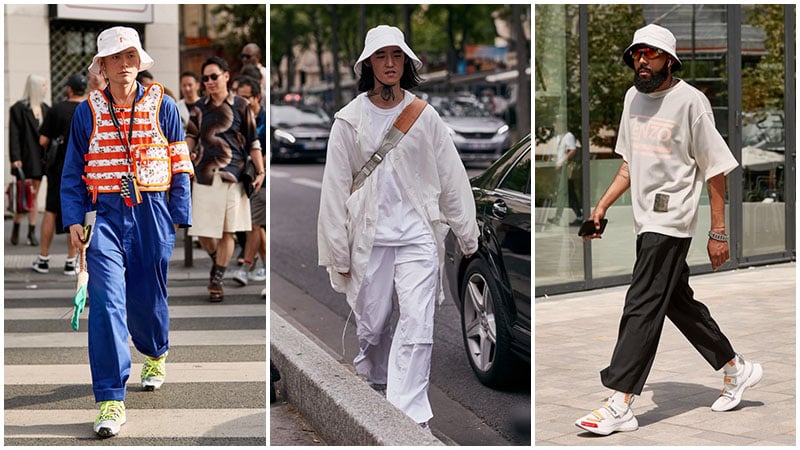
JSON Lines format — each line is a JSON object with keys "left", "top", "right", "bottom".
{"left": 575, "top": 23, "right": 761, "bottom": 436}
{"left": 185, "top": 56, "right": 265, "bottom": 302}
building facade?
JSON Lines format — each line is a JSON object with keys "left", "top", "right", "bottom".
{"left": 4, "top": 4, "right": 181, "bottom": 204}
{"left": 535, "top": 4, "right": 795, "bottom": 295}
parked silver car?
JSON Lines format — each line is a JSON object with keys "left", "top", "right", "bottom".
{"left": 427, "top": 94, "right": 511, "bottom": 163}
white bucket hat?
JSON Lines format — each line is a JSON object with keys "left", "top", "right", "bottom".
{"left": 354, "top": 25, "right": 423, "bottom": 77}
{"left": 88, "top": 26, "right": 155, "bottom": 76}
{"left": 623, "top": 24, "right": 682, "bottom": 71}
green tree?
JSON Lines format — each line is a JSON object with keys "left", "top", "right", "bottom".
{"left": 211, "top": 5, "right": 266, "bottom": 66}
{"left": 742, "top": 4, "right": 786, "bottom": 112}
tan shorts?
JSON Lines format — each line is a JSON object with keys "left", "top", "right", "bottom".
{"left": 189, "top": 173, "right": 252, "bottom": 238}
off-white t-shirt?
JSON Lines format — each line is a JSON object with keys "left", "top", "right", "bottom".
{"left": 615, "top": 80, "right": 739, "bottom": 238}
{"left": 362, "top": 96, "right": 432, "bottom": 246}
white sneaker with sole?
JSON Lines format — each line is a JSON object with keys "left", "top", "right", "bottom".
{"left": 575, "top": 401, "right": 638, "bottom": 435}
{"left": 231, "top": 269, "right": 248, "bottom": 286}
{"left": 711, "top": 357, "right": 763, "bottom": 412}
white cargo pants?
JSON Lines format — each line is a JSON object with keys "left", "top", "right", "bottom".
{"left": 352, "top": 241, "right": 438, "bottom": 424}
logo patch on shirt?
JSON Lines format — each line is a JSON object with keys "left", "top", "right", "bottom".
{"left": 654, "top": 193, "right": 669, "bottom": 212}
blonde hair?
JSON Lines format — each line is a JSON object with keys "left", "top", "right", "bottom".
{"left": 22, "top": 74, "right": 47, "bottom": 120}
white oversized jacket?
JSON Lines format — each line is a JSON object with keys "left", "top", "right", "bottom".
{"left": 317, "top": 90, "right": 480, "bottom": 310}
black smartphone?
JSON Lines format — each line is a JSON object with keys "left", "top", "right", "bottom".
{"left": 578, "top": 219, "right": 608, "bottom": 236}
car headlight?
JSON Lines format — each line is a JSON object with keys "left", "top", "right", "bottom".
{"left": 274, "top": 129, "right": 296, "bottom": 144}
{"left": 496, "top": 125, "right": 509, "bottom": 135}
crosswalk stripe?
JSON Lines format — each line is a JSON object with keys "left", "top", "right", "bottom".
{"left": 5, "top": 329, "right": 265, "bottom": 348}
{"left": 5, "top": 277, "right": 265, "bottom": 443}
{"left": 4, "top": 304, "right": 266, "bottom": 321}
{"left": 292, "top": 178, "right": 323, "bottom": 189}
{"left": 4, "top": 409, "right": 266, "bottom": 438}
{"left": 4, "top": 285, "right": 264, "bottom": 300}
{"left": 5, "top": 362, "right": 266, "bottom": 385}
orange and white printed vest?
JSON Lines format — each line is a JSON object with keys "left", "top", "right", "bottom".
{"left": 84, "top": 83, "right": 193, "bottom": 202}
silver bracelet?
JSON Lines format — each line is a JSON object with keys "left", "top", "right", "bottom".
{"left": 708, "top": 230, "right": 729, "bottom": 242}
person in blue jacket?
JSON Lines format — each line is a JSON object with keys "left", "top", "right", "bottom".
{"left": 60, "top": 26, "right": 194, "bottom": 438}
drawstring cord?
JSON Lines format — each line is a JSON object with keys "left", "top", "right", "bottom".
{"left": 341, "top": 308, "right": 353, "bottom": 359}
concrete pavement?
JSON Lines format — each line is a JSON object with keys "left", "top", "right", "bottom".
{"left": 536, "top": 262, "right": 796, "bottom": 445}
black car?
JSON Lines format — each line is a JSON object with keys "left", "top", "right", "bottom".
{"left": 270, "top": 104, "right": 331, "bottom": 161}
{"left": 444, "top": 134, "right": 531, "bottom": 388}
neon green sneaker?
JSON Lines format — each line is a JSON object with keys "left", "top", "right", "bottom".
{"left": 93, "top": 400, "right": 126, "bottom": 437}
{"left": 141, "top": 351, "right": 167, "bottom": 391}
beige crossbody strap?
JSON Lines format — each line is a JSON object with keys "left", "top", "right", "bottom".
{"left": 351, "top": 97, "right": 427, "bottom": 193}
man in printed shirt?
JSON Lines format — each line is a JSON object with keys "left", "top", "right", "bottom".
{"left": 61, "top": 26, "right": 193, "bottom": 438}
{"left": 574, "top": 24, "right": 762, "bottom": 436}
{"left": 186, "top": 56, "right": 265, "bottom": 302}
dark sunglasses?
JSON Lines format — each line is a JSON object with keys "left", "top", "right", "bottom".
{"left": 202, "top": 73, "right": 223, "bottom": 82}
{"left": 630, "top": 47, "right": 664, "bottom": 60}
{"left": 240, "top": 54, "right": 253, "bottom": 60}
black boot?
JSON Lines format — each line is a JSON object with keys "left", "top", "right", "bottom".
{"left": 10, "top": 222, "right": 20, "bottom": 245}
{"left": 208, "top": 264, "right": 225, "bottom": 302}
{"left": 27, "top": 225, "right": 38, "bottom": 246}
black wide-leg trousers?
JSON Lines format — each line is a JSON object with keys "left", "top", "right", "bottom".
{"left": 600, "top": 232, "right": 736, "bottom": 395}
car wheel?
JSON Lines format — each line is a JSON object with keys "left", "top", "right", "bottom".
{"left": 460, "top": 258, "right": 515, "bottom": 388}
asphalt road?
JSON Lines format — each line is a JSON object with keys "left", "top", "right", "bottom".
{"left": 269, "top": 161, "right": 531, "bottom": 446}
{"left": 4, "top": 273, "right": 267, "bottom": 445}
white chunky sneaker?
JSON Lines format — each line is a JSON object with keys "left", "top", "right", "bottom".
{"left": 711, "top": 356, "right": 763, "bottom": 412}
{"left": 575, "top": 399, "right": 638, "bottom": 435}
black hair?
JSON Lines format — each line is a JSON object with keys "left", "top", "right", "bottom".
{"left": 235, "top": 75, "right": 261, "bottom": 97}
{"left": 137, "top": 70, "right": 153, "bottom": 83}
{"left": 202, "top": 56, "right": 230, "bottom": 74}
{"left": 180, "top": 71, "right": 200, "bottom": 82}
{"left": 240, "top": 64, "right": 263, "bottom": 82}
{"left": 357, "top": 57, "right": 421, "bottom": 92}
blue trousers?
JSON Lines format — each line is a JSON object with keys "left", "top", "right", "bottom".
{"left": 86, "top": 192, "right": 175, "bottom": 402}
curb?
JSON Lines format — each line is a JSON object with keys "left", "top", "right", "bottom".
{"left": 270, "top": 310, "right": 444, "bottom": 446}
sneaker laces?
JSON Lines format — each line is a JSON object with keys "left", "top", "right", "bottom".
{"left": 142, "top": 355, "right": 166, "bottom": 378}
{"left": 97, "top": 401, "right": 125, "bottom": 422}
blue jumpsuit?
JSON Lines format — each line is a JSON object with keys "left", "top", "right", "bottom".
{"left": 61, "top": 83, "right": 192, "bottom": 402}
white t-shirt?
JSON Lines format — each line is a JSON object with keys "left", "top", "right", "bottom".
{"left": 615, "top": 80, "right": 739, "bottom": 238}
{"left": 362, "top": 95, "right": 432, "bottom": 246}
{"left": 555, "top": 131, "right": 576, "bottom": 163}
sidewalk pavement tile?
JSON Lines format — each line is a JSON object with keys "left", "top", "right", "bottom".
{"left": 536, "top": 263, "right": 796, "bottom": 446}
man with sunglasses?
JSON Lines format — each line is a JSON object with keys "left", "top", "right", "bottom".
{"left": 574, "top": 24, "right": 762, "bottom": 436}
{"left": 240, "top": 43, "right": 267, "bottom": 97}
{"left": 186, "top": 56, "right": 265, "bottom": 302}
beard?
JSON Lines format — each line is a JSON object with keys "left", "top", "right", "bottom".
{"left": 634, "top": 64, "right": 670, "bottom": 93}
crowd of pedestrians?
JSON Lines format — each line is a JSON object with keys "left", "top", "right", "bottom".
{"left": 8, "top": 40, "right": 267, "bottom": 300}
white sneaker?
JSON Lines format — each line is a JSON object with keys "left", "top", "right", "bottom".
{"left": 575, "top": 401, "right": 638, "bottom": 435}
{"left": 31, "top": 255, "right": 50, "bottom": 274}
{"left": 64, "top": 256, "right": 79, "bottom": 276}
{"left": 248, "top": 267, "right": 266, "bottom": 282}
{"left": 711, "top": 357, "right": 763, "bottom": 412}
{"left": 231, "top": 269, "right": 248, "bottom": 286}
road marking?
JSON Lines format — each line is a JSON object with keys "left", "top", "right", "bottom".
{"left": 4, "top": 304, "right": 266, "bottom": 321}
{"left": 4, "top": 285, "right": 264, "bottom": 300}
{"left": 292, "top": 178, "right": 323, "bottom": 189}
{"left": 270, "top": 169, "right": 322, "bottom": 189}
{"left": 5, "top": 362, "right": 266, "bottom": 385}
{"left": 4, "top": 409, "right": 266, "bottom": 438}
{"left": 5, "top": 330, "right": 265, "bottom": 348}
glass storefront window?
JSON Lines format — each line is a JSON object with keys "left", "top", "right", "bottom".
{"left": 534, "top": 4, "right": 584, "bottom": 287}
{"left": 741, "top": 4, "right": 786, "bottom": 257}
{"left": 534, "top": 4, "right": 795, "bottom": 295}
